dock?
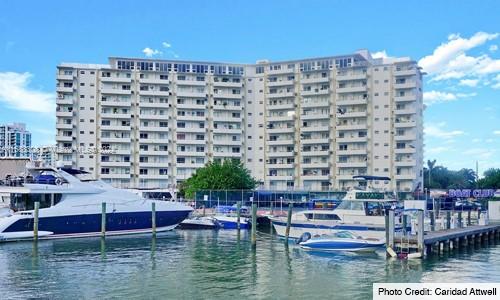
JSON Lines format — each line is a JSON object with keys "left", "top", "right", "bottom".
{"left": 386, "top": 210, "right": 500, "bottom": 259}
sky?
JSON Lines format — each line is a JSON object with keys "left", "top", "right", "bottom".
{"left": 0, "top": 0, "right": 499, "bottom": 175}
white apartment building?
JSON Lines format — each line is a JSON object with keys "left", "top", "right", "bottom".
{"left": 56, "top": 50, "right": 423, "bottom": 192}
{"left": 0, "top": 123, "right": 32, "bottom": 158}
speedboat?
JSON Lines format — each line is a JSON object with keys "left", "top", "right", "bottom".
{"left": 0, "top": 166, "right": 193, "bottom": 242}
{"left": 178, "top": 216, "right": 220, "bottom": 229}
{"left": 270, "top": 175, "right": 398, "bottom": 239}
{"left": 298, "top": 231, "right": 385, "bottom": 252}
{"left": 213, "top": 205, "right": 250, "bottom": 229}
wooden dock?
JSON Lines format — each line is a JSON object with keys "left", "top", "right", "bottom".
{"left": 386, "top": 210, "right": 500, "bottom": 259}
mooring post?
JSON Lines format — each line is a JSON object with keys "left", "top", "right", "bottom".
{"left": 101, "top": 202, "right": 106, "bottom": 237}
{"left": 430, "top": 211, "right": 435, "bottom": 231}
{"left": 417, "top": 210, "right": 424, "bottom": 257}
{"left": 202, "top": 205, "right": 206, "bottom": 216}
{"left": 285, "top": 203, "right": 293, "bottom": 239}
{"left": 446, "top": 211, "right": 451, "bottom": 230}
{"left": 251, "top": 203, "right": 257, "bottom": 247}
{"left": 236, "top": 201, "right": 241, "bottom": 230}
{"left": 457, "top": 211, "right": 462, "bottom": 228}
{"left": 388, "top": 210, "right": 395, "bottom": 254}
{"left": 467, "top": 210, "right": 471, "bottom": 226}
{"left": 152, "top": 202, "right": 156, "bottom": 236}
{"left": 33, "top": 201, "right": 40, "bottom": 241}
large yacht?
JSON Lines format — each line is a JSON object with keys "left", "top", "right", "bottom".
{"left": 0, "top": 166, "right": 192, "bottom": 242}
{"left": 270, "top": 176, "right": 398, "bottom": 239}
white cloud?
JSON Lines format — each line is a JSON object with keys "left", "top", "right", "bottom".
{"left": 458, "top": 79, "right": 479, "bottom": 87}
{"left": 371, "top": 50, "right": 388, "bottom": 59}
{"left": 423, "top": 90, "right": 476, "bottom": 105}
{"left": 162, "top": 42, "right": 172, "bottom": 48}
{"left": 492, "top": 74, "right": 500, "bottom": 89}
{"left": 0, "top": 72, "right": 54, "bottom": 113}
{"left": 425, "top": 122, "right": 465, "bottom": 139}
{"left": 463, "top": 148, "right": 496, "bottom": 160}
{"left": 490, "top": 45, "right": 498, "bottom": 52}
{"left": 142, "top": 47, "right": 162, "bottom": 57}
{"left": 418, "top": 32, "right": 498, "bottom": 75}
{"left": 493, "top": 130, "right": 500, "bottom": 135}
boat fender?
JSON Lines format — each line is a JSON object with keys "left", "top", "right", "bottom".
{"left": 296, "top": 232, "right": 312, "bottom": 244}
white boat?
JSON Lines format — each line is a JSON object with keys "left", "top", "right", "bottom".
{"left": 213, "top": 205, "right": 251, "bottom": 229}
{"left": 270, "top": 176, "right": 398, "bottom": 239}
{"left": 0, "top": 166, "right": 193, "bottom": 242}
{"left": 178, "top": 216, "right": 220, "bottom": 229}
{"left": 298, "top": 231, "right": 385, "bottom": 252}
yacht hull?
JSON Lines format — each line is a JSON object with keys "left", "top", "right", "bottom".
{"left": 271, "top": 220, "right": 385, "bottom": 239}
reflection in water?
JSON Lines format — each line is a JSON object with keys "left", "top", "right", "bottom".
{"left": 0, "top": 230, "right": 498, "bottom": 299}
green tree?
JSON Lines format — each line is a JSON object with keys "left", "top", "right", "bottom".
{"left": 478, "top": 168, "right": 500, "bottom": 189}
{"left": 179, "top": 159, "right": 258, "bottom": 199}
{"left": 426, "top": 159, "right": 437, "bottom": 187}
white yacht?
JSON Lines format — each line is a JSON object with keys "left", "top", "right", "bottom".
{"left": 270, "top": 176, "right": 398, "bottom": 239}
{"left": 0, "top": 166, "right": 192, "bottom": 242}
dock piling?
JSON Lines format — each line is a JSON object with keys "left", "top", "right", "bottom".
{"left": 285, "top": 203, "right": 293, "bottom": 239}
{"left": 152, "top": 202, "right": 156, "bottom": 236}
{"left": 251, "top": 203, "right": 257, "bottom": 247}
{"left": 458, "top": 211, "right": 462, "bottom": 228}
{"left": 33, "top": 201, "right": 40, "bottom": 241}
{"left": 417, "top": 210, "right": 424, "bottom": 257}
{"left": 429, "top": 211, "right": 435, "bottom": 231}
{"left": 101, "top": 202, "right": 106, "bottom": 237}
{"left": 467, "top": 211, "right": 471, "bottom": 226}
{"left": 236, "top": 201, "right": 241, "bottom": 230}
{"left": 446, "top": 211, "right": 451, "bottom": 230}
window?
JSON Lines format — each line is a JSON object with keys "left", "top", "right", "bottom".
{"left": 139, "top": 169, "right": 148, "bottom": 175}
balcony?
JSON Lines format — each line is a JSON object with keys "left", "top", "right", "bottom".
{"left": 140, "top": 114, "right": 169, "bottom": 120}
{"left": 300, "top": 89, "right": 329, "bottom": 96}
{"left": 302, "top": 174, "right": 330, "bottom": 181}
{"left": 394, "top": 147, "right": 416, "bottom": 154}
{"left": 336, "top": 85, "right": 367, "bottom": 93}
{"left": 301, "top": 150, "right": 330, "bottom": 157}
{"left": 57, "top": 135, "right": 73, "bottom": 142}
{"left": 101, "top": 76, "right": 132, "bottom": 83}
{"left": 101, "top": 100, "right": 131, "bottom": 107}
{"left": 395, "top": 107, "right": 417, "bottom": 115}
{"left": 213, "top": 81, "right": 242, "bottom": 88}
{"left": 267, "top": 127, "right": 294, "bottom": 134}
{"left": 394, "top": 81, "right": 417, "bottom": 89}
{"left": 177, "top": 127, "right": 206, "bottom": 134}
{"left": 139, "top": 162, "right": 168, "bottom": 168}
{"left": 140, "top": 126, "right": 169, "bottom": 132}
{"left": 301, "top": 162, "right": 330, "bottom": 169}
{"left": 140, "top": 138, "right": 168, "bottom": 144}
{"left": 337, "top": 149, "right": 367, "bottom": 155}
{"left": 300, "top": 138, "right": 330, "bottom": 145}
{"left": 177, "top": 115, "right": 206, "bottom": 122}
{"left": 213, "top": 127, "right": 242, "bottom": 134}
{"left": 336, "top": 136, "right": 367, "bottom": 143}
{"left": 300, "top": 114, "right": 329, "bottom": 120}
{"left": 176, "top": 139, "right": 207, "bottom": 145}
{"left": 139, "top": 77, "right": 168, "bottom": 85}
{"left": 176, "top": 151, "right": 206, "bottom": 157}
{"left": 394, "top": 68, "right": 417, "bottom": 77}
{"left": 139, "top": 101, "right": 168, "bottom": 108}
{"left": 213, "top": 139, "right": 242, "bottom": 146}
{"left": 267, "top": 103, "right": 295, "bottom": 110}
{"left": 395, "top": 160, "right": 417, "bottom": 167}
{"left": 266, "top": 115, "right": 294, "bottom": 122}
{"left": 177, "top": 103, "right": 207, "bottom": 110}
{"left": 336, "top": 161, "right": 367, "bottom": 168}
{"left": 100, "top": 137, "right": 131, "bottom": 143}
{"left": 301, "top": 76, "right": 329, "bottom": 84}
{"left": 394, "top": 95, "right": 417, "bottom": 102}
{"left": 395, "top": 173, "right": 417, "bottom": 180}
{"left": 267, "top": 151, "right": 295, "bottom": 157}
{"left": 267, "top": 91, "right": 295, "bottom": 98}
{"left": 267, "top": 79, "right": 294, "bottom": 87}
{"left": 336, "top": 98, "right": 367, "bottom": 105}
{"left": 213, "top": 93, "right": 243, "bottom": 100}
{"left": 301, "top": 100, "right": 330, "bottom": 108}
{"left": 267, "top": 175, "right": 294, "bottom": 181}
{"left": 100, "top": 173, "right": 131, "bottom": 179}
{"left": 337, "top": 111, "right": 367, "bottom": 118}
{"left": 100, "top": 161, "right": 131, "bottom": 167}
{"left": 56, "top": 74, "right": 75, "bottom": 81}
{"left": 176, "top": 162, "right": 205, "bottom": 169}
{"left": 101, "top": 113, "right": 131, "bottom": 119}
{"left": 267, "top": 139, "right": 294, "bottom": 146}
{"left": 336, "top": 123, "right": 367, "bottom": 131}
{"left": 56, "top": 98, "right": 73, "bottom": 105}
{"left": 138, "top": 174, "right": 169, "bottom": 180}
{"left": 176, "top": 79, "right": 206, "bottom": 87}
{"left": 139, "top": 150, "right": 169, "bottom": 156}
{"left": 56, "top": 86, "right": 74, "bottom": 93}
{"left": 101, "top": 125, "right": 130, "bottom": 131}
{"left": 213, "top": 152, "right": 242, "bottom": 158}
{"left": 56, "top": 123, "right": 73, "bottom": 130}
{"left": 301, "top": 126, "right": 330, "bottom": 133}
{"left": 394, "top": 134, "right": 417, "bottom": 141}
{"left": 213, "top": 104, "right": 242, "bottom": 111}
{"left": 336, "top": 72, "right": 367, "bottom": 81}
{"left": 56, "top": 111, "right": 73, "bottom": 118}
{"left": 140, "top": 90, "right": 170, "bottom": 97}
{"left": 394, "top": 121, "right": 417, "bottom": 128}
{"left": 101, "top": 88, "right": 131, "bottom": 95}
{"left": 266, "top": 163, "right": 295, "bottom": 169}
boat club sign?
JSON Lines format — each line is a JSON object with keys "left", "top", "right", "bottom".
{"left": 448, "top": 189, "right": 495, "bottom": 198}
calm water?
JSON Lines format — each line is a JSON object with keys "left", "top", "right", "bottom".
{"left": 0, "top": 229, "right": 499, "bottom": 300}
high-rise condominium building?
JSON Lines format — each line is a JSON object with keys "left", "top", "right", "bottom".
{"left": 0, "top": 123, "right": 32, "bottom": 158}
{"left": 56, "top": 50, "right": 424, "bottom": 192}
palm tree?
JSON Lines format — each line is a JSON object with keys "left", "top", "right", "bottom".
{"left": 427, "top": 159, "right": 436, "bottom": 187}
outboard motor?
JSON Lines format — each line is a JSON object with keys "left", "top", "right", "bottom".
{"left": 296, "top": 232, "right": 312, "bottom": 244}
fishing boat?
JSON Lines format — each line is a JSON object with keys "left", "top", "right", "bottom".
{"left": 298, "top": 231, "right": 385, "bottom": 252}
{"left": 0, "top": 166, "right": 192, "bottom": 242}
{"left": 270, "top": 176, "right": 398, "bottom": 239}
{"left": 213, "top": 205, "right": 251, "bottom": 229}
{"left": 178, "top": 216, "right": 220, "bottom": 229}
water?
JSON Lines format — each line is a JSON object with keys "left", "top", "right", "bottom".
{"left": 0, "top": 229, "right": 498, "bottom": 299}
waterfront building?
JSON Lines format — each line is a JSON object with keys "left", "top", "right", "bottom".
{"left": 56, "top": 50, "right": 424, "bottom": 191}
{"left": 0, "top": 123, "right": 32, "bottom": 158}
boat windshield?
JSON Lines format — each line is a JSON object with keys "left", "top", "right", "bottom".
{"left": 10, "top": 193, "right": 62, "bottom": 212}
{"left": 333, "top": 231, "right": 356, "bottom": 239}
{"left": 336, "top": 200, "right": 364, "bottom": 211}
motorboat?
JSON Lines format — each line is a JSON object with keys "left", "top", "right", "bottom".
{"left": 178, "top": 216, "right": 220, "bottom": 229}
{"left": 213, "top": 205, "right": 250, "bottom": 229}
{"left": 270, "top": 175, "right": 398, "bottom": 239}
{"left": 298, "top": 231, "right": 385, "bottom": 252}
{"left": 0, "top": 166, "right": 193, "bottom": 242}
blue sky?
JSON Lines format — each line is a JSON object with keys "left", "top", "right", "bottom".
{"left": 0, "top": 0, "right": 499, "bottom": 175}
